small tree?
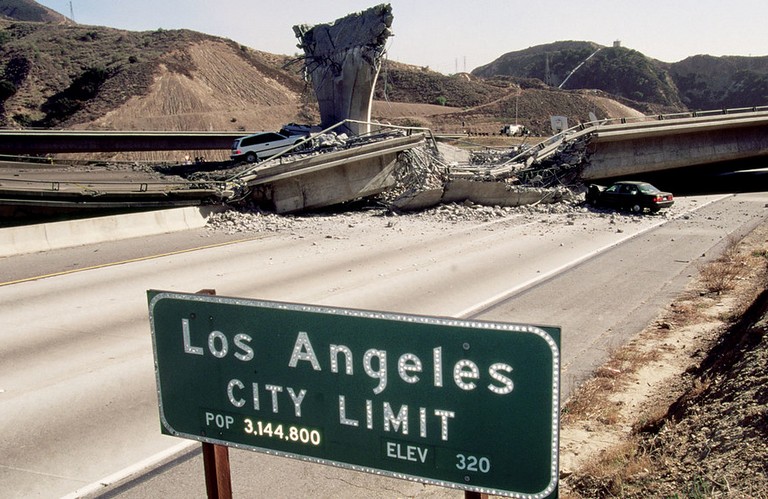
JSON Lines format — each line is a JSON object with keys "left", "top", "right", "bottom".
{"left": 0, "top": 80, "right": 16, "bottom": 102}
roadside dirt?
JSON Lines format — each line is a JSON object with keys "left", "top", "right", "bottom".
{"left": 559, "top": 220, "right": 768, "bottom": 498}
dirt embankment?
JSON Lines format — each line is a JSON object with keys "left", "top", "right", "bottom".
{"left": 63, "top": 39, "right": 647, "bottom": 161}
{"left": 76, "top": 40, "right": 306, "bottom": 161}
{"left": 560, "top": 222, "right": 768, "bottom": 498}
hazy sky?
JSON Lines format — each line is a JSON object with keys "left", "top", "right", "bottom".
{"left": 36, "top": 0, "right": 768, "bottom": 74}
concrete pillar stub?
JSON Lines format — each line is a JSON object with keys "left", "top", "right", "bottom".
{"left": 293, "top": 4, "right": 393, "bottom": 136}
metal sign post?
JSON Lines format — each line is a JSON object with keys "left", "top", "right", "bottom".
{"left": 148, "top": 290, "right": 560, "bottom": 498}
{"left": 195, "top": 289, "right": 233, "bottom": 499}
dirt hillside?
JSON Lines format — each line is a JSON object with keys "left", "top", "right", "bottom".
{"left": 1, "top": 10, "right": 657, "bottom": 163}
{"left": 83, "top": 40, "right": 306, "bottom": 135}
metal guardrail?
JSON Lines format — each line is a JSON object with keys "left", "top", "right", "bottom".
{"left": 0, "top": 176, "right": 222, "bottom": 193}
{"left": 572, "top": 105, "right": 768, "bottom": 136}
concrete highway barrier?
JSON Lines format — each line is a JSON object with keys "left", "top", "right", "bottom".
{"left": 0, "top": 205, "right": 223, "bottom": 257}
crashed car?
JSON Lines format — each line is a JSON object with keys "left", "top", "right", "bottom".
{"left": 586, "top": 180, "right": 674, "bottom": 213}
{"left": 231, "top": 130, "right": 310, "bottom": 163}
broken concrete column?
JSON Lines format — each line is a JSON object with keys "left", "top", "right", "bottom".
{"left": 293, "top": 4, "right": 393, "bottom": 136}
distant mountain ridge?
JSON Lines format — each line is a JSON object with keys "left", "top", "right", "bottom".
{"left": 472, "top": 41, "right": 768, "bottom": 110}
{"left": 0, "top": 0, "right": 69, "bottom": 23}
{"left": 0, "top": 13, "right": 312, "bottom": 131}
{"left": 2, "top": 0, "right": 764, "bottom": 150}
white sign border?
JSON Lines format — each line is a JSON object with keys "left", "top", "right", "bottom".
{"left": 148, "top": 291, "right": 560, "bottom": 499}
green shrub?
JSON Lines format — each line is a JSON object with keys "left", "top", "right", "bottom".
{"left": 0, "top": 79, "right": 16, "bottom": 101}
{"left": 40, "top": 66, "right": 111, "bottom": 124}
{"left": 12, "top": 113, "right": 34, "bottom": 127}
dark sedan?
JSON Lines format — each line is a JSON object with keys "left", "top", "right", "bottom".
{"left": 586, "top": 181, "right": 674, "bottom": 213}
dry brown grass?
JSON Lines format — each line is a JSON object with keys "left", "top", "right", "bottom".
{"left": 562, "top": 224, "right": 768, "bottom": 497}
{"left": 575, "top": 439, "right": 655, "bottom": 496}
{"left": 697, "top": 236, "right": 749, "bottom": 295}
{"left": 664, "top": 299, "right": 707, "bottom": 328}
{"left": 562, "top": 345, "right": 660, "bottom": 425}
{"left": 563, "top": 253, "right": 744, "bottom": 426}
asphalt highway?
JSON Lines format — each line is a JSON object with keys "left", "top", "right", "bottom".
{"left": 1, "top": 192, "right": 766, "bottom": 498}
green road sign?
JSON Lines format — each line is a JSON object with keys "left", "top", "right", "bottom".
{"left": 148, "top": 291, "right": 560, "bottom": 498}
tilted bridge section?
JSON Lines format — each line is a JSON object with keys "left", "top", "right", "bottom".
{"left": 452, "top": 106, "right": 768, "bottom": 183}
{"left": 0, "top": 107, "right": 766, "bottom": 216}
{"left": 584, "top": 107, "right": 768, "bottom": 179}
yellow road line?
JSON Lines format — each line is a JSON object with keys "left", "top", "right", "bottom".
{"left": 0, "top": 236, "right": 263, "bottom": 287}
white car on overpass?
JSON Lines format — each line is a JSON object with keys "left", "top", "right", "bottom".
{"left": 231, "top": 130, "right": 310, "bottom": 163}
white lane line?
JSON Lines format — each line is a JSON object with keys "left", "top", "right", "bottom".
{"left": 455, "top": 194, "right": 732, "bottom": 318}
{"left": 59, "top": 441, "right": 197, "bottom": 499}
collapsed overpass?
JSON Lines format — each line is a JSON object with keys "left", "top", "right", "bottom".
{"left": 450, "top": 106, "right": 768, "bottom": 186}
{"left": 583, "top": 108, "right": 768, "bottom": 180}
{"left": 1, "top": 107, "right": 767, "bottom": 217}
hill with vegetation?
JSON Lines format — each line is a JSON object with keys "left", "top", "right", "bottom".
{"left": 375, "top": 60, "right": 509, "bottom": 108}
{"left": 0, "top": 0, "right": 68, "bottom": 23}
{"left": 669, "top": 54, "right": 768, "bottom": 109}
{"left": 473, "top": 40, "right": 768, "bottom": 111}
{"left": 0, "top": 0, "right": 701, "bottom": 156}
{"left": 0, "top": 15, "right": 313, "bottom": 133}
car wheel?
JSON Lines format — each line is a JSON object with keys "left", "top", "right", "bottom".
{"left": 245, "top": 152, "right": 258, "bottom": 163}
{"left": 630, "top": 204, "right": 643, "bottom": 214}
{"left": 650, "top": 206, "right": 661, "bottom": 213}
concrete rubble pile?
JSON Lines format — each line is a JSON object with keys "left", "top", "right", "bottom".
{"left": 467, "top": 146, "right": 527, "bottom": 165}
{"left": 198, "top": 132, "right": 588, "bottom": 217}
{"left": 206, "top": 193, "right": 590, "bottom": 235}
{"left": 204, "top": 130, "right": 677, "bottom": 234}
{"left": 510, "top": 133, "right": 591, "bottom": 187}
{"left": 452, "top": 132, "right": 592, "bottom": 188}
{"left": 378, "top": 145, "right": 450, "bottom": 206}
{"left": 381, "top": 139, "right": 583, "bottom": 212}
{"left": 206, "top": 207, "right": 289, "bottom": 234}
